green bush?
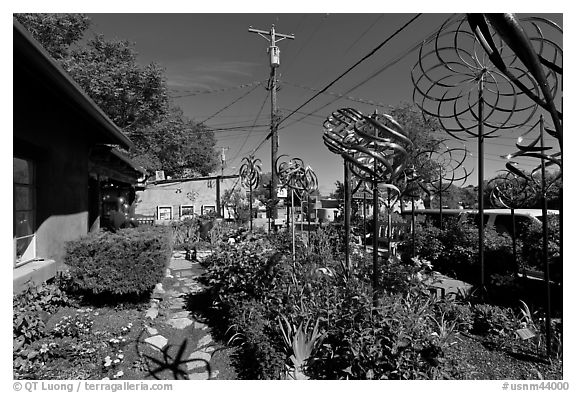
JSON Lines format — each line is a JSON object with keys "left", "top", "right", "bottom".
{"left": 13, "top": 281, "right": 72, "bottom": 347}
{"left": 64, "top": 226, "right": 172, "bottom": 296}
{"left": 518, "top": 215, "right": 560, "bottom": 273}
{"left": 471, "top": 303, "right": 515, "bottom": 336}
{"left": 402, "top": 221, "right": 515, "bottom": 283}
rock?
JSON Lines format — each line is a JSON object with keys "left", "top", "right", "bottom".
{"left": 166, "top": 318, "right": 193, "bottom": 329}
{"left": 197, "top": 334, "right": 213, "bottom": 348}
{"left": 151, "top": 283, "right": 166, "bottom": 299}
{"left": 169, "top": 299, "right": 186, "bottom": 309}
{"left": 145, "top": 335, "right": 168, "bottom": 351}
{"left": 186, "top": 350, "right": 212, "bottom": 371}
{"left": 145, "top": 306, "right": 159, "bottom": 320}
{"left": 194, "top": 321, "right": 208, "bottom": 330}
{"left": 171, "top": 311, "right": 190, "bottom": 319}
{"left": 188, "top": 371, "right": 209, "bottom": 380}
{"left": 146, "top": 327, "right": 158, "bottom": 335}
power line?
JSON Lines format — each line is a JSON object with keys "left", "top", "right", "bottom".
{"left": 277, "top": 15, "right": 450, "bottom": 132}
{"left": 343, "top": 14, "right": 385, "bottom": 55}
{"left": 229, "top": 90, "right": 271, "bottom": 165}
{"left": 169, "top": 80, "right": 264, "bottom": 98}
{"left": 274, "top": 13, "right": 422, "bottom": 131}
{"left": 200, "top": 81, "right": 263, "bottom": 123}
{"left": 283, "top": 81, "right": 390, "bottom": 108}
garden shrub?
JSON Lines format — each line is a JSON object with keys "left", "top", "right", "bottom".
{"left": 518, "top": 215, "right": 560, "bottom": 273}
{"left": 64, "top": 226, "right": 172, "bottom": 297}
{"left": 13, "top": 281, "right": 73, "bottom": 348}
{"left": 401, "top": 221, "right": 515, "bottom": 283}
{"left": 170, "top": 217, "right": 201, "bottom": 249}
{"left": 471, "top": 303, "right": 515, "bottom": 336}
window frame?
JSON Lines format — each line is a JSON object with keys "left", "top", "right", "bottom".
{"left": 13, "top": 157, "right": 36, "bottom": 267}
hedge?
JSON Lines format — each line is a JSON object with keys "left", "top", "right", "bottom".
{"left": 64, "top": 226, "right": 172, "bottom": 296}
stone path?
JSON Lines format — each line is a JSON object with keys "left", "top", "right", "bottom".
{"left": 143, "top": 249, "right": 221, "bottom": 380}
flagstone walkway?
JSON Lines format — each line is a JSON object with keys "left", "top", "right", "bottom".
{"left": 143, "top": 249, "right": 229, "bottom": 380}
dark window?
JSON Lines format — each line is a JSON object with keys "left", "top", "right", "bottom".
{"left": 14, "top": 157, "right": 35, "bottom": 265}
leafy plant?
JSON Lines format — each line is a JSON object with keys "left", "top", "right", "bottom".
{"left": 278, "top": 315, "right": 326, "bottom": 379}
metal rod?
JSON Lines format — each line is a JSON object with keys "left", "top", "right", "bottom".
{"left": 387, "top": 192, "right": 392, "bottom": 257}
{"left": 249, "top": 183, "right": 253, "bottom": 231}
{"left": 291, "top": 188, "right": 296, "bottom": 261}
{"left": 412, "top": 196, "right": 416, "bottom": 258}
{"left": 511, "top": 207, "right": 517, "bottom": 275}
{"left": 307, "top": 194, "right": 311, "bottom": 245}
{"left": 344, "top": 160, "right": 351, "bottom": 272}
{"left": 540, "top": 115, "right": 552, "bottom": 358}
{"left": 478, "top": 74, "right": 486, "bottom": 300}
{"left": 373, "top": 180, "right": 379, "bottom": 304}
{"left": 363, "top": 190, "right": 367, "bottom": 252}
{"left": 439, "top": 176, "right": 443, "bottom": 230}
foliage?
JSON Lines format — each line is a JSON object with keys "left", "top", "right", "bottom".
{"left": 64, "top": 226, "right": 172, "bottom": 297}
{"left": 170, "top": 217, "right": 201, "bottom": 249}
{"left": 518, "top": 215, "right": 560, "bottom": 273}
{"left": 222, "top": 188, "right": 251, "bottom": 224}
{"left": 13, "top": 280, "right": 73, "bottom": 350}
{"left": 16, "top": 13, "right": 219, "bottom": 178}
{"left": 471, "top": 304, "right": 515, "bottom": 336}
{"left": 14, "top": 13, "right": 90, "bottom": 59}
{"left": 130, "top": 107, "right": 218, "bottom": 177}
{"left": 278, "top": 315, "right": 326, "bottom": 379}
{"left": 401, "top": 220, "right": 515, "bottom": 283}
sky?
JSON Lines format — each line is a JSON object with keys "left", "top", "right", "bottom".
{"left": 48, "top": 12, "right": 565, "bottom": 195}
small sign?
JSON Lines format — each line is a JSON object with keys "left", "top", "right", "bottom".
{"left": 515, "top": 328, "right": 537, "bottom": 340}
{"left": 277, "top": 187, "right": 287, "bottom": 198}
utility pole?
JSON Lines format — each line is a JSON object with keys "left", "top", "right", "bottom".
{"left": 248, "top": 24, "right": 294, "bottom": 224}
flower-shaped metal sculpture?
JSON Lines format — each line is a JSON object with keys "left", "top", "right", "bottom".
{"left": 239, "top": 155, "right": 262, "bottom": 231}
{"left": 416, "top": 140, "right": 471, "bottom": 229}
{"left": 275, "top": 155, "right": 318, "bottom": 261}
{"left": 410, "top": 13, "right": 562, "bottom": 301}
{"left": 467, "top": 14, "right": 563, "bottom": 148}
{"left": 488, "top": 168, "right": 535, "bottom": 275}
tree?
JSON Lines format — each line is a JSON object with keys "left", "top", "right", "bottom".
{"left": 61, "top": 36, "right": 169, "bottom": 132}
{"left": 130, "top": 106, "right": 218, "bottom": 178}
{"left": 14, "top": 13, "right": 90, "bottom": 59}
{"left": 221, "top": 188, "right": 249, "bottom": 223}
{"left": 16, "top": 13, "right": 220, "bottom": 178}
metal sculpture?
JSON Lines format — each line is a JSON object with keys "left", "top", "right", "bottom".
{"left": 504, "top": 116, "right": 561, "bottom": 358}
{"left": 323, "top": 108, "right": 412, "bottom": 297}
{"left": 410, "top": 13, "right": 558, "bottom": 299}
{"left": 488, "top": 169, "right": 534, "bottom": 275}
{"left": 275, "top": 156, "right": 318, "bottom": 261}
{"left": 416, "top": 140, "right": 471, "bottom": 229}
{"left": 239, "top": 155, "right": 262, "bottom": 232}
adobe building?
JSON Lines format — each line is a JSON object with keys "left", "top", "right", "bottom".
{"left": 134, "top": 175, "right": 240, "bottom": 222}
{"left": 13, "top": 20, "right": 142, "bottom": 292}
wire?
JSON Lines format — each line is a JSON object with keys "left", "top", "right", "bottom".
{"left": 274, "top": 13, "right": 422, "bottom": 131}
{"left": 343, "top": 14, "right": 386, "bottom": 55}
{"left": 283, "top": 81, "right": 390, "bottom": 108}
{"left": 200, "top": 81, "right": 263, "bottom": 123}
{"left": 278, "top": 15, "right": 450, "bottom": 132}
{"left": 169, "top": 80, "right": 264, "bottom": 98}
{"left": 229, "top": 90, "right": 271, "bottom": 165}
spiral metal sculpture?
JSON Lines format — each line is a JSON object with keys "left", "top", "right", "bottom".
{"left": 467, "top": 14, "right": 563, "bottom": 148}
{"left": 239, "top": 155, "right": 262, "bottom": 231}
{"left": 323, "top": 108, "right": 412, "bottom": 297}
{"left": 488, "top": 169, "right": 535, "bottom": 275}
{"left": 415, "top": 140, "right": 472, "bottom": 229}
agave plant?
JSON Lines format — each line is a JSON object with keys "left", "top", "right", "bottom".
{"left": 277, "top": 314, "right": 326, "bottom": 380}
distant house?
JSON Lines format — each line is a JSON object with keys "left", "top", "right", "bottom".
{"left": 13, "top": 20, "right": 142, "bottom": 292}
{"left": 134, "top": 175, "right": 239, "bottom": 222}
